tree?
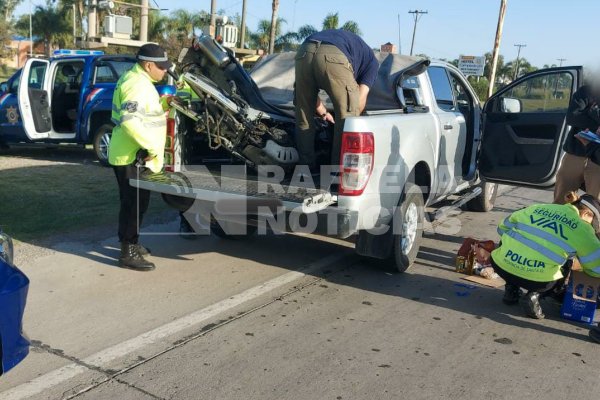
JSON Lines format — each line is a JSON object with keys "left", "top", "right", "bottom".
{"left": 296, "top": 24, "right": 317, "bottom": 42}
{"left": 169, "top": 9, "right": 202, "bottom": 42}
{"left": 322, "top": 12, "right": 339, "bottom": 30}
{"left": 340, "top": 21, "right": 361, "bottom": 35}
{"left": 250, "top": 17, "right": 286, "bottom": 51}
{"left": 0, "top": 0, "right": 22, "bottom": 21}
{"left": 268, "top": 0, "right": 279, "bottom": 54}
{"left": 59, "top": 0, "right": 85, "bottom": 39}
{"left": 321, "top": 12, "right": 361, "bottom": 35}
{"left": 15, "top": 2, "right": 70, "bottom": 56}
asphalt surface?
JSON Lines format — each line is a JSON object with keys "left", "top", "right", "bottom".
{"left": 1, "top": 180, "right": 599, "bottom": 400}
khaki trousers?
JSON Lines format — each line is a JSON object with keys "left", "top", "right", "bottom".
{"left": 294, "top": 42, "right": 360, "bottom": 166}
{"left": 553, "top": 152, "right": 600, "bottom": 203}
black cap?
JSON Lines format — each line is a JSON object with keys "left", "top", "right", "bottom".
{"left": 136, "top": 43, "right": 172, "bottom": 70}
{"left": 580, "top": 194, "right": 600, "bottom": 233}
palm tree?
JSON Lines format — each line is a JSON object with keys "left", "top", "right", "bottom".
{"left": 169, "top": 9, "right": 201, "bottom": 41}
{"left": 250, "top": 17, "right": 286, "bottom": 52}
{"left": 341, "top": 20, "right": 361, "bottom": 35}
{"left": 296, "top": 24, "right": 317, "bottom": 42}
{"left": 322, "top": 12, "right": 339, "bottom": 30}
{"left": 59, "top": 0, "right": 86, "bottom": 39}
{"left": 268, "top": 0, "right": 279, "bottom": 54}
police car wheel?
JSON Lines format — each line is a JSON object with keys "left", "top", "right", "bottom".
{"left": 93, "top": 124, "right": 113, "bottom": 166}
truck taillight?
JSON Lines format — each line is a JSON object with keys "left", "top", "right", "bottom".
{"left": 164, "top": 117, "right": 176, "bottom": 172}
{"left": 339, "top": 132, "right": 374, "bottom": 196}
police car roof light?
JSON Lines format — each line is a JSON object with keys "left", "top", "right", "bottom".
{"left": 53, "top": 49, "right": 105, "bottom": 56}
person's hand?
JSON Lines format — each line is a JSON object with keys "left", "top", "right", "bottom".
{"left": 575, "top": 129, "right": 591, "bottom": 146}
{"left": 165, "top": 95, "right": 184, "bottom": 107}
{"left": 143, "top": 154, "right": 156, "bottom": 162}
{"left": 322, "top": 112, "right": 335, "bottom": 124}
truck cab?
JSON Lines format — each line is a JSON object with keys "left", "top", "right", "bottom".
{"left": 0, "top": 50, "right": 137, "bottom": 164}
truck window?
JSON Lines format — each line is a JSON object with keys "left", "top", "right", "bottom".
{"left": 93, "top": 60, "right": 135, "bottom": 84}
{"left": 499, "top": 72, "right": 573, "bottom": 113}
{"left": 400, "top": 76, "right": 425, "bottom": 107}
{"left": 28, "top": 61, "right": 47, "bottom": 90}
{"left": 428, "top": 66, "right": 455, "bottom": 111}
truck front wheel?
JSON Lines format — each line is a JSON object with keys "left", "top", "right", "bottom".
{"left": 464, "top": 180, "right": 497, "bottom": 212}
{"left": 93, "top": 123, "right": 113, "bottom": 166}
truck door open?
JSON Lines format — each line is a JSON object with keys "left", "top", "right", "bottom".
{"left": 18, "top": 58, "right": 52, "bottom": 139}
{"left": 479, "top": 66, "right": 582, "bottom": 187}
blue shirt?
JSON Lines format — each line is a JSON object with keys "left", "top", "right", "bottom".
{"left": 306, "top": 29, "right": 379, "bottom": 88}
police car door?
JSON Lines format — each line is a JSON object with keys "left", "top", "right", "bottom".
{"left": 18, "top": 58, "right": 52, "bottom": 139}
{"left": 479, "top": 66, "right": 582, "bottom": 186}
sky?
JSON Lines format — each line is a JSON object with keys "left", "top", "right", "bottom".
{"left": 14, "top": 0, "right": 600, "bottom": 69}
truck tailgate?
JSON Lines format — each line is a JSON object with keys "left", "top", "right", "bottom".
{"left": 130, "top": 169, "right": 336, "bottom": 214}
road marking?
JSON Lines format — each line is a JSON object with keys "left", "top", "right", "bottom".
{"left": 2, "top": 252, "right": 349, "bottom": 400}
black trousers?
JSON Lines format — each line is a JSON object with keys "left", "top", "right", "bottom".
{"left": 491, "top": 259, "right": 558, "bottom": 293}
{"left": 113, "top": 164, "right": 150, "bottom": 244}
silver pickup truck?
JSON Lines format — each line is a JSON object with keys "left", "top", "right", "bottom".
{"left": 132, "top": 38, "right": 582, "bottom": 272}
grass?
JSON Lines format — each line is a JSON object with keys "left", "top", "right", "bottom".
{"left": 0, "top": 156, "right": 172, "bottom": 242}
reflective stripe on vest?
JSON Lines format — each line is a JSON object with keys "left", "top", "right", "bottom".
{"left": 503, "top": 219, "right": 577, "bottom": 256}
{"left": 502, "top": 229, "right": 567, "bottom": 265}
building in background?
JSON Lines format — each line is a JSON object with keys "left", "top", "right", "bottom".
{"left": 380, "top": 42, "right": 397, "bottom": 54}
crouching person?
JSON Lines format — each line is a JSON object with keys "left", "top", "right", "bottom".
{"left": 491, "top": 192, "right": 600, "bottom": 319}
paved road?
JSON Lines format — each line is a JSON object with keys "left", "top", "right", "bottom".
{"left": 1, "top": 186, "right": 599, "bottom": 400}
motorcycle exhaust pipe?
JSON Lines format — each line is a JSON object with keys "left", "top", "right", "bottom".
{"left": 194, "top": 34, "right": 231, "bottom": 68}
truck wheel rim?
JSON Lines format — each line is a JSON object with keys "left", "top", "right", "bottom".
{"left": 99, "top": 132, "right": 111, "bottom": 160}
{"left": 402, "top": 202, "right": 418, "bottom": 255}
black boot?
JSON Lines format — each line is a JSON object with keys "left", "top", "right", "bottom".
{"left": 119, "top": 242, "right": 155, "bottom": 271}
{"left": 136, "top": 244, "right": 151, "bottom": 256}
{"left": 520, "top": 291, "right": 544, "bottom": 319}
{"left": 502, "top": 284, "right": 521, "bottom": 305}
{"left": 590, "top": 325, "right": 600, "bottom": 344}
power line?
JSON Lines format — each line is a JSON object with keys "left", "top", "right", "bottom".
{"left": 408, "top": 9, "right": 427, "bottom": 56}
{"left": 556, "top": 58, "right": 567, "bottom": 67}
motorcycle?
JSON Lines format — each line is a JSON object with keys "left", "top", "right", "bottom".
{"left": 168, "top": 35, "right": 333, "bottom": 172}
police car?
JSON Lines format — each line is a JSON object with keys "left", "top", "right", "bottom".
{"left": 0, "top": 49, "right": 137, "bottom": 165}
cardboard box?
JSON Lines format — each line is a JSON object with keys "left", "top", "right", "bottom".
{"left": 560, "top": 270, "right": 600, "bottom": 325}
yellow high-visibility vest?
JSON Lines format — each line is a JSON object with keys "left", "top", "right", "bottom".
{"left": 492, "top": 203, "right": 600, "bottom": 282}
{"left": 108, "top": 63, "right": 167, "bottom": 173}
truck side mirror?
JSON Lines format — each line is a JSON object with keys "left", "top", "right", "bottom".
{"left": 500, "top": 97, "right": 522, "bottom": 113}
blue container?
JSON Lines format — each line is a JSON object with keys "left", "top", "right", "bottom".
{"left": 560, "top": 272, "right": 597, "bottom": 325}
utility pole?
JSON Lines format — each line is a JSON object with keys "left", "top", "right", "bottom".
{"left": 140, "top": 0, "right": 149, "bottom": 42}
{"left": 210, "top": 0, "right": 217, "bottom": 38}
{"left": 513, "top": 43, "right": 526, "bottom": 80}
{"left": 88, "top": 0, "right": 97, "bottom": 40}
{"left": 408, "top": 10, "right": 427, "bottom": 56}
{"left": 488, "top": 0, "right": 507, "bottom": 98}
{"left": 397, "top": 13, "right": 402, "bottom": 54}
{"left": 240, "top": 0, "right": 247, "bottom": 48}
{"left": 557, "top": 58, "right": 566, "bottom": 67}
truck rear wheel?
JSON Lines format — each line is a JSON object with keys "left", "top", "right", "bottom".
{"left": 390, "top": 182, "right": 425, "bottom": 272}
{"left": 93, "top": 123, "right": 113, "bottom": 166}
{"left": 464, "top": 180, "right": 497, "bottom": 212}
{"left": 361, "top": 182, "right": 425, "bottom": 273}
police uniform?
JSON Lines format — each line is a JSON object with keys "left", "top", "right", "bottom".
{"left": 109, "top": 44, "right": 172, "bottom": 271}
{"left": 492, "top": 200, "right": 600, "bottom": 318}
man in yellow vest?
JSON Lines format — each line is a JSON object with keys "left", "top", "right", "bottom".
{"left": 492, "top": 192, "right": 600, "bottom": 319}
{"left": 109, "top": 43, "right": 172, "bottom": 271}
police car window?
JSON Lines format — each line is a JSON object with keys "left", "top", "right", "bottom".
{"left": 429, "top": 66, "right": 455, "bottom": 111}
{"left": 9, "top": 70, "right": 20, "bottom": 93}
{"left": 94, "top": 60, "right": 135, "bottom": 83}
{"left": 28, "top": 62, "right": 47, "bottom": 89}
